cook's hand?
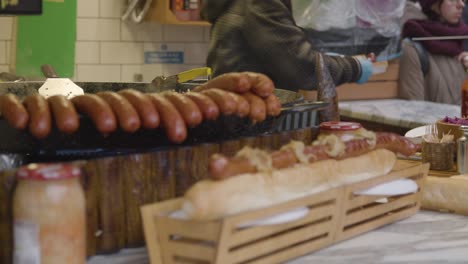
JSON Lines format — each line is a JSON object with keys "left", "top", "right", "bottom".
{"left": 457, "top": 52, "right": 468, "bottom": 69}
{"left": 355, "top": 57, "right": 373, "bottom": 84}
{"left": 194, "top": 72, "right": 275, "bottom": 98}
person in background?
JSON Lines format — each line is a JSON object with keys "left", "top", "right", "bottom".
{"left": 398, "top": 0, "right": 468, "bottom": 104}
{"left": 200, "top": 0, "right": 374, "bottom": 93}
{"left": 464, "top": 3, "right": 468, "bottom": 50}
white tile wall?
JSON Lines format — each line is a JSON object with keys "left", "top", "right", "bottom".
{"left": 143, "top": 42, "right": 185, "bottom": 53}
{"left": 100, "top": 0, "right": 124, "bottom": 18}
{"left": 101, "top": 42, "right": 144, "bottom": 64}
{"left": 121, "top": 64, "right": 163, "bottom": 82}
{"left": 5, "top": 41, "right": 11, "bottom": 65}
{"left": 76, "top": 64, "right": 121, "bottom": 82}
{"left": 75, "top": 41, "right": 100, "bottom": 64}
{"left": 0, "top": 17, "right": 13, "bottom": 40}
{"left": 77, "top": 0, "right": 99, "bottom": 18}
{"left": 76, "top": 18, "right": 120, "bottom": 41}
{"left": 204, "top": 26, "right": 211, "bottom": 41}
{"left": 0, "top": 41, "right": 6, "bottom": 64}
{"left": 0, "top": 65, "right": 8, "bottom": 72}
{"left": 163, "top": 25, "right": 205, "bottom": 42}
{"left": 0, "top": 0, "right": 211, "bottom": 80}
{"left": 121, "top": 21, "right": 163, "bottom": 42}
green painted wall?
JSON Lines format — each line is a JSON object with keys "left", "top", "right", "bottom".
{"left": 16, "top": 0, "right": 76, "bottom": 78}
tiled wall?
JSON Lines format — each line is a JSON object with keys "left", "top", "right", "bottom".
{"left": 0, "top": 16, "right": 13, "bottom": 74}
{"left": 75, "top": 0, "right": 209, "bottom": 82}
{"left": 0, "top": 0, "right": 210, "bottom": 82}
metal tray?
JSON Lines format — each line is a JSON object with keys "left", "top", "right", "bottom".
{"left": 0, "top": 81, "right": 328, "bottom": 160}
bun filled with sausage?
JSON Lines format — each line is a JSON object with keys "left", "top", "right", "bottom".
{"left": 182, "top": 123, "right": 419, "bottom": 221}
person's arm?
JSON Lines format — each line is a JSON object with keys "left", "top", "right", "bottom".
{"left": 242, "top": 0, "right": 364, "bottom": 90}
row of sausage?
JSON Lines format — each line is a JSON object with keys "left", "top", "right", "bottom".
{"left": 0, "top": 88, "right": 282, "bottom": 143}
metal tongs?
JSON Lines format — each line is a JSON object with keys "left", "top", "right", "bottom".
{"left": 151, "top": 67, "right": 212, "bottom": 92}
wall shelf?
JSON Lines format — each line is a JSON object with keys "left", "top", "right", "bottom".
{"left": 145, "top": 0, "right": 210, "bottom": 26}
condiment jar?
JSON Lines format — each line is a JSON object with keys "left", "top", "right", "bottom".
{"left": 460, "top": 69, "right": 468, "bottom": 117}
{"left": 13, "top": 163, "right": 86, "bottom": 264}
{"left": 457, "top": 126, "right": 468, "bottom": 174}
{"left": 319, "top": 121, "right": 363, "bottom": 141}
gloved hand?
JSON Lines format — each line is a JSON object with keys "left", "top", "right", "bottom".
{"left": 355, "top": 57, "right": 373, "bottom": 84}
{"left": 325, "top": 52, "right": 374, "bottom": 84}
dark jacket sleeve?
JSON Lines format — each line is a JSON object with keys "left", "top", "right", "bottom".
{"left": 242, "top": 0, "right": 361, "bottom": 90}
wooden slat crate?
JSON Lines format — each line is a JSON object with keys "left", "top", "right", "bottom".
{"left": 141, "top": 160, "right": 429, "bottom": 264}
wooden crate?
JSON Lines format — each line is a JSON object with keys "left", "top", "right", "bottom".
{"left": 141, "top": 160, "right": 429, "bottom": 264}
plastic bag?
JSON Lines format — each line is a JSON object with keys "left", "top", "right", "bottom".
{"left": 293, "top": 0, "right": 405, "bottom": 60}
{"left": 293, "top": 0, "right": 405, "bottom": 37}
{"left": 293, "top": 0, "right": 357, "bottom": 31}
{"left": 355, "top": 0, "right": 406, "bottom": 37}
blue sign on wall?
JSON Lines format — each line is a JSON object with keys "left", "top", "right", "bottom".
{"left": 144, "top": 51, "right": 184, "bottom": 64}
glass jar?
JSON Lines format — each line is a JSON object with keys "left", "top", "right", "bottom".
{"left": 319, "top": 121, "right": 363, "bottom": 141}
{"left": 457, "top": 126, "right": 468, "bottom": 174}
{"left": 13, "top": 163, "right": 86, "bottom": 264}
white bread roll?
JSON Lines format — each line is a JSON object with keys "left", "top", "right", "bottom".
{"left": 422, "top": 176, "right": 468, "bottom": 215}
{"left": 183, "top": 149, "right": 396, "bottom": 221}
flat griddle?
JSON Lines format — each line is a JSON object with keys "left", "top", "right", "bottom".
{"left": 0, "top": 81, "right": 328, "bottom": 160}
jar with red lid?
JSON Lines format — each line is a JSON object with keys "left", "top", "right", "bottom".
{"left": 13, "top": 163, "right": 86, "bottom": 264}
{"left": 319, "top": 121, "right": 364, "bottom": 141}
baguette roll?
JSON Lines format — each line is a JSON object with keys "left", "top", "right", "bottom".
{"left": 183, "top": 149, "right": 396, "bottom": 221}
{"left": 422, "top": 176, "right": 468, "bottom": 215}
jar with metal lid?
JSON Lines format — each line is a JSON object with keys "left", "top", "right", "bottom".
{"left": 457, "top": 126, "right": 468, "bottom": 174}
{"left": 319, "top": 121, "right": 364, "bottom": 141}
{"left": 13, "top": 163, "right": 86, "bottom": 264}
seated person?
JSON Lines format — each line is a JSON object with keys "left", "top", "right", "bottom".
{"left": 398, "top": 0, "right": 468, "bottom": 105}
{"left": 200, "top": 0, "right": 373, "bottom": 92}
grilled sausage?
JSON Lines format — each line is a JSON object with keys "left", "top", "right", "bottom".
{"left": 200, "top": 88, "right": 237, "bottom": 116}
{"left": 228, "top": 92, "right": 250, "bottom": 118}
{"left": 118, "top": 89, "right": 160, "bottom": 129}
{"left": 193, "top": 72, "right": 251, "bottom": 94}
{"left": 71, "top": 94, "right": 117, "bottom": 135}
{"left": 0, "top": 94, "right": 29, "bottom": 130}
{"left": 184, "top": 92, "right": 220, "bottom": 121}
{"left": 23, "top": 94, "right": 52, "bottom": 139}
{"left": 162, "top": 92, "right": 203, "bottom": 128}
{"left": 47, "top": 95, "right": 79, "bottom": 134}
{"left": 193, "top": 72, "right": 275, "bottom": 98}
{"left": 97, "top": 92, "right": 141, "bottom": 133}
{"left": 265, "top": 94, "right": 282, "bottom": 116}
{"left": 244, "top": 72, "right": 275, "bottom": 98}
{"left": 208, "top": 132, "right": 420, "bottom": 180}
{"left": 241, "top": 92, "right": 266, "bottom": 123}
{"left": 148, "top": 93, "right": 187, "bottom": 143}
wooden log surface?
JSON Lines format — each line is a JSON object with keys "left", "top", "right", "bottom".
{"left": 0, "top": 169, "right": 16, "bottom": 264}
{"left": 0, "top": 128, "right": 314, "bottom": 262}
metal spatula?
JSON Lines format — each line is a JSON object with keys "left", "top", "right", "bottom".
{"left": 38, "top": 64, "right": 84, "bottom": 99}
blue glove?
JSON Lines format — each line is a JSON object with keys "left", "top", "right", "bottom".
{"left": 356, "top": 57, "right": 373, "bottom": 84}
